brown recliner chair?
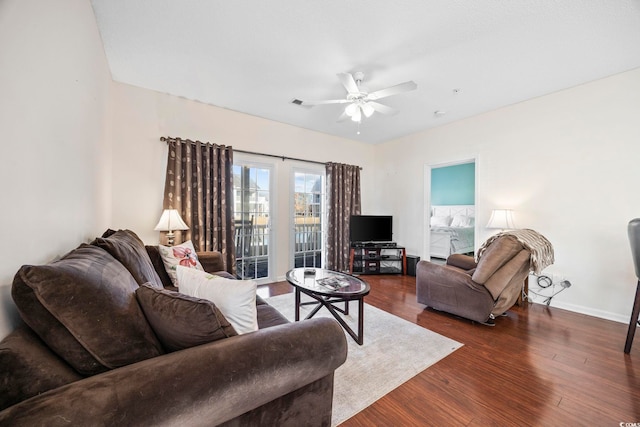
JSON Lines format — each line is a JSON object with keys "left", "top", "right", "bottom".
{"left": 417, "top": 235, "right": 531, "bottom": 325}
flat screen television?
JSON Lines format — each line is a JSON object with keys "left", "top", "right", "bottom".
{"left": 349, "top": 215, "right": 393, "bottom": 243}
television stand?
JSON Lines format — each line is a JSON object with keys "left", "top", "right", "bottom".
{"left": 349, "top": 244, "right": 406, "bottom": 275}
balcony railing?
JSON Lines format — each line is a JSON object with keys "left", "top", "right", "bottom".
{"left": 235, "top": 222, "right": 321, "bottom": 258}
{"left": 234, "top": 221, "right": 322, "bottom": 278}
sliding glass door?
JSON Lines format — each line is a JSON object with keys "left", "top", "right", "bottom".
{"left": 292, "top": 170, "right": 325, "bottom": 268}
{"left": 233, "top": 163, "right": 272, "bottom": 280}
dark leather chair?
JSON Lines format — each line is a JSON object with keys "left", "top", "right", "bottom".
{"left": 624, "top": 218, "right": 640, "bottom": 353}
{"left": 417, "top": 235, "right": 531, "bottom": 325}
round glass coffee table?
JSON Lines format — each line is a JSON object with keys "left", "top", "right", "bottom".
{"left": 286, "top": 268, "right": 370, "bottom": 345}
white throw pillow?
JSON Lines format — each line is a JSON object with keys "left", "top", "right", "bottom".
{"left": 450, "top": 215, "right": 473, "bottom": 228}
{"left": 176, "top": 266, "right": 258, "bottom": 334}
{"left": 430, "top": 216, "right": 451, "bottom": 227}
{"left": 158, "top": 240, "right": 204, "bottom": 286}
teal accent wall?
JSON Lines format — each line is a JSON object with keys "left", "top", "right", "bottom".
{"left": 431, "top": 162, "right": 475, "bottom": 205}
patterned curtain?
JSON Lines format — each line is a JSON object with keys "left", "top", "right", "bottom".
{"left": 162, "top": 137, "right": 236, "bottom": 274}
{"left": 325, "top": 162, "right": 361, "bottom": 272}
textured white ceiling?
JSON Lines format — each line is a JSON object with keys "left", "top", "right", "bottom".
{"left": 90, "top": 0, "right": 640, "bottom": 144}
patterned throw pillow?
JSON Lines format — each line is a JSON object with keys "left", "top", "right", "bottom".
{"left": 158, "top": 240, "right": 204, "bottom": 286}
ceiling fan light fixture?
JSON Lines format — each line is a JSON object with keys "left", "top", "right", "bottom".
{"left": 361, "top": 103, "right": 375, "bottom": 117}
{"left": 351, "top": 107, "right": 362, "bottom": 122}
{"left": 345, "top": 103, "right": 358, "bottom": 117}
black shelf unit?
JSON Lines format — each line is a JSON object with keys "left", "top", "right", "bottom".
{"left": 349, "top": 244, "right": 406, "bottom": 275}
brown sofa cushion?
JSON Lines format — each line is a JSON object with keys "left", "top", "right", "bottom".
{"left": 11, "top": 244, "right": 164, "bottom": 376}
{"left": 256, "top": 302, "right": 290, "bottom": 329}
{"left": 197, "top": 251, "right": 228, "bottom": 275}
{"left": 484, "top": 249, "right": 531, "bottom": 300}
{"left": 472, "top": 236, "right": 524, "bottom": 284}
{"left": 446, "top": 254, "right": 477, "bottom": 271}
{"left": 94, "top": 229, "right": 164, "bottom": 288}
{"left": 135, "top": 283, "right": 237, "bottom": 352}
{"left": 0, "top": 326, "right": 83, "bottom": 411}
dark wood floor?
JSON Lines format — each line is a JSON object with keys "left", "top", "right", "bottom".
{"left": 260, "top": 274, "right": 640, "bottom": 426}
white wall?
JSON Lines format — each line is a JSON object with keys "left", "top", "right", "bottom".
{"left": 0, "top": 0, "right": 113, "bottom": 338}
{"left": 374, "top": 68, "right": 640, "bottom": 322}
{"left": 109, "top": 82, "right": 375, "bottom": 281}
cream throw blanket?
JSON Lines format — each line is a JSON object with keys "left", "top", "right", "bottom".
{"left": 476, "top": 229, "right": 554, "bottom": 274}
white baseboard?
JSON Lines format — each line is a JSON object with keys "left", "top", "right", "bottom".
{"left": 533, "top": 299, "right": 630, "bottom": 324}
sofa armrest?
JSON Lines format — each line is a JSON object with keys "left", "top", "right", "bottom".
{"left": 0, "top": 318, "right": 347, "bottom": 427}
{"left": 446, "top": 254, "right": 477, "bottom": 271}
{"left": 417, "top": 261, "right": 479, "bottom": 289}
{"left": 197, "top": 251, "right": 226, "bottom": 273}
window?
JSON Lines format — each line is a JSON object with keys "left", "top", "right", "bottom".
{"left": 292, "top": 170, "right": 325, "bottom": 268}
{"left": 233, "top": 163, "right": 272, "bottom": 280}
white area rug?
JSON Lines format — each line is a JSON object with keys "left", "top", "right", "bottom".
{"left": 265, "top": 293, "right": 463, "bottom": 426}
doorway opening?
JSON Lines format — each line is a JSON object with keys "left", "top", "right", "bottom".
{"left": 427, "top": 160, "right": 476, "bottom": 262}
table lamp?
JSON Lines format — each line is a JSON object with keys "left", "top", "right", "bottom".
{"left": 486, "top": 209, "right": 516, "bottom": 231}
{"left": 154, "top": 209, "right": 189, "bottom": 245}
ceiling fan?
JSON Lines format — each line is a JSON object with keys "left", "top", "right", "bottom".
{"left": 299, "top": 72, "right": 417, "bottom": 123}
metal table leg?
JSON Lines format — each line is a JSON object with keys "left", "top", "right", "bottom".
{"left": 624, "top": 280, "right": 640, "bottom": 354}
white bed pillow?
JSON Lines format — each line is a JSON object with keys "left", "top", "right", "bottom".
{"left": 430, "top": 215, "right": 452, "bottom": 227}
{"left": 176, "top": 266, "right": 258, "bottom": 334}
{"left": 450, "top": 215, "right": 474, "bottom": 228}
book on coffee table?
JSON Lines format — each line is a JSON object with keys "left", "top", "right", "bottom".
{"left": 316, "top": 276, "right": 351, "bottom": 290}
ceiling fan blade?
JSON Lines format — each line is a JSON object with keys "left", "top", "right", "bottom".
{"left": 336, "top": 110, "right": 351, "bottom": 122}
{"left": 367, "top": 81, "right": 417, "bottom": 101}
{"left": 301, "top": 99, "right": 349, "bottom": 106}
{"left": 337, "top": 72, "right": 359, "bottom": 94}
{"left": 368, "top": 101, "right": 398, "bottom": 115}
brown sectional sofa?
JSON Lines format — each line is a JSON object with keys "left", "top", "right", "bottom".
{"left": 0, "top": 230, "right": 347, "bottom": 426}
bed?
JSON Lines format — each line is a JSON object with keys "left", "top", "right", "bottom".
{"left": 430, "top": 205, "right": 475, "bottom": 259}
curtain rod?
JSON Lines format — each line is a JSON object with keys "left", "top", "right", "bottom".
{"left": 234, "top": 148, "right": 328, "bottom": 166}
{"left": 160, "top": 136, "right": 362, "bottom": 169}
